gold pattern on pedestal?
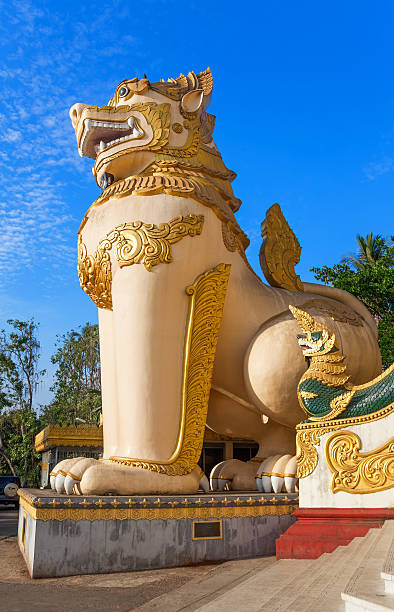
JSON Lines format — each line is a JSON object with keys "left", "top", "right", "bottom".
{"left": 295, "top": 403, "right": 394, "bottom": 478}
{"left": 77, "top": 215, "right": 204, "bottom": 310}
{"left": 259, "top": 203, "right": 303, "bottom": 291}
{"left": 109, "top": 263, "right": 231, "bottom": 475}
{"left": 19, "top": 493, "right": 297, "bottom": 523}
{"left": 325, "top": 431, "right": 394, "bottom": 494}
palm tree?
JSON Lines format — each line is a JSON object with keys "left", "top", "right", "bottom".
{"left": 341, "top": 233, "right": 393, "bottom": 270}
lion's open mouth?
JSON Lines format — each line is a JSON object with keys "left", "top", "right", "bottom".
{"left": 79, "top": 117, "right": 144, "bottom": 158}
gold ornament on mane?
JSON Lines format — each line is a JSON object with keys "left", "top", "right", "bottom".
{"left": 109, "top": 263, "right": 231, "bottom": 475}
{"left": 77, "top": 215, "right": 204, "bottom": 310}
{"left": 325, "top": 430, "right": 394, "bottom": 494}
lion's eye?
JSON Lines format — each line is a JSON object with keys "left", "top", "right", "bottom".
{"left": 118, "top": 86, "right": 129, "bottom": 98}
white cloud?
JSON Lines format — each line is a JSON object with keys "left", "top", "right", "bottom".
{"left": 364, "top": 157, "right": 394, "bottom": 180}
{"left": 1, "top": 128, "right": 22, "bottom": 143}
{"left": 0, "top": 0, "right": 150, "bottom": 290}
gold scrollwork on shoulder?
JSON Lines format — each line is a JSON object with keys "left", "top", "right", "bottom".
{"left": 325, "top": 431, "right": 394, "bottom": 494}
{"left": 112, "top": 215, "right": 204, "bottom": 270}
{"left": 259, "top": 203, "right": 303, "bottom": 292}
{"left": 77, "top": 215, "right": 204, "bottom": 309}
{"left": 78, "top": 235, "right": 113, "bottom": 309}
{"left": 109, "top": 263, "right": 231, "bottom": 475}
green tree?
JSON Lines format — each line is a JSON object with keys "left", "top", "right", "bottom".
{"left": 0, "top": 319, "right": 44, "bottom": 485}
{"left": 311, "top": 236, "right": 394, "bottom": 368}
{"left": 341, "top": 233, "right": 393, "bottom": 270}
{"left": 42, "top": 323, "right": 101, "bottom": 426}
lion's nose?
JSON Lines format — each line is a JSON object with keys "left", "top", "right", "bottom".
{"left": 69, "top": 103, "right": 86, "bottom": 129}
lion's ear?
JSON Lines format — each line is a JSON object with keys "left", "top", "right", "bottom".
{"left": 181, "top": 89, "right": 204, "bottom": 113}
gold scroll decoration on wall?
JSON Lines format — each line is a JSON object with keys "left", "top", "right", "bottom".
{"left": 325, "top": 430, "right": 394, "bottom": 494}
{"left": 109, "top": 263, "right": 231, "bottom": 475}
{"left": 259, "top": 203, "right": 303, "bottom": 292}
{"left": 295, "top": 403, "right": 394, "bottom": 479}
{"left": 77, "top": 214, "right": 204, "bottom": 310}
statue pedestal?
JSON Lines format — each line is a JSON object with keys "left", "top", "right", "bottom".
{"left": 276, "top": 409, "right": 394, "bottom": 559}
{"left": 18, "top": 489, "right": 298, "bottom": 578}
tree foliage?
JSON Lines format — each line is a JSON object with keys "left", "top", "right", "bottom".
{"left": 41, "top": 323, "right": 101, "bottom": 426}
{"left": 311, "top": 236, "right": 394, "bottom": 368}
{"left": 0, "top": 319, "right": 44, "bottom": 485}
{"left": 341, "top": 233, "right": 394, "bottom": 270}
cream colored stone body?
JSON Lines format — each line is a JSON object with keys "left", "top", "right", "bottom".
{"left": 53, "top": 68, "right": 381, "bottom": 495}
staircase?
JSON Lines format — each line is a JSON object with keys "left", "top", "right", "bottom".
{"left": 342, "top": 520, "right": 394, "bottom": 611}
{"left": 137, "top": 520, "right": 394, "bottom": 611}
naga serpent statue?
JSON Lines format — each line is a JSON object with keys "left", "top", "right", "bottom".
{"left": 290, "top": 305, "right": 393, "bottom": 423}
{"left": 49, "top": 68, "right": 382, "bottom": 496}
{"left": 290, "top": 305, "right": 393, "bottom": 495}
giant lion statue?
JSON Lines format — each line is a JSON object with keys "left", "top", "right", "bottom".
{"left": 50, "top": 68, "right": 381, "bottom": 496}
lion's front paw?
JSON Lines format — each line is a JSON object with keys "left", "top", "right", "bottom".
{"left": 49, "top": 457, "right": 91, "bottom": 493}
{"left": 55, "top": 457, "right": 204, "bottom": 496}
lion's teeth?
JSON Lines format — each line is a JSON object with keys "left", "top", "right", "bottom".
{"left": 128, "top": 117, "right": 135, "bottom": 128}
{"left": 99, "top": 141, "right": 105, "bottom": 151}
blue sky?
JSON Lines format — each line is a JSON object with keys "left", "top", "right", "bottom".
{"left": 0, "top": 0, "right": 392, "bottom": 406}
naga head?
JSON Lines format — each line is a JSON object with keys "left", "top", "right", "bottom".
{"left": 69, "top": 68, "right": 228, "bottom": 192}
{"left": 289, "top": 305, "right": 340, "bottom": 358}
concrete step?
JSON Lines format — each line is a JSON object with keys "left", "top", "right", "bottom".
{"left": 260, "top": 543, "right": 354, "bottom": 610}
{"left": 382, "top": 525, "right": 394, "bottom": 595}
{"left": 280, "top": 531, "right": 377, "bottom": 612}
{"left": 342, "top": 521, "right": 394, "bottom": 611}
{"left": 136, "top": 520, "right": 392, "bottom": 612}
{"left": 261, "top": 528, "right": 382, "bottom": 612}
{"left": 198, "top": 526, "right": 384, "bottom": 611}
{"left": 192, "top": 558, "right": 314, "bottom": 611}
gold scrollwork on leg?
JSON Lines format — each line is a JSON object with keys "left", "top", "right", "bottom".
{"left": 77, "top": 214, "right": 204, "bottom": 309}
{"left": 109, "top": 263, "right": 231, "bottom": 475}
{"left": 325, "top": 431, "right": 394, "bottom": 494}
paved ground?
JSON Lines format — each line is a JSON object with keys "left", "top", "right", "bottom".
{"left": 1, "top": 509, "right": 268, "bottom": 612}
